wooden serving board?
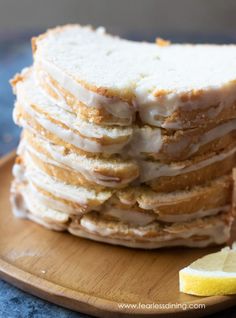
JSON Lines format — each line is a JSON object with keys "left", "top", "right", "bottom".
{"left": 0, "top": 152, "right": 235, "bottom": 317}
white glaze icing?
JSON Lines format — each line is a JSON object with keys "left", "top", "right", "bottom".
{"left": 16, "top": 100, "right": 131, "bottom": 153}
{"left": 103, "top": 207, "right": 156, "bottom": 226}
{"left": 15, "top": 96, "right": 236, "bottom": 160}
{"left": 18, "top": 71, "right": 133, "bottom": 140}
{"left": 41, "top": 58, "right": 236, "bottom": 130}
{"left": 79, "top": 212, "right": 230, "bottom": 243}
{"left": 17, "top": 124, "right": 236, "bottom": 188}
{"left": 35, "top": 61, "right": 134, "bottom": 123}
{"left": 28, "top": 182, "right": 81, "bottom": 215}
{"left": 13, "top": 159, "right": 230, "bottom": 225}
{"left": 139, "top": 145, "right": 236, "bottom": 182}
{"left": 24, "top": 137, "right": 138, "bottom": 187}
{"left": 23, "top": 153, "right": 112, "bottom": 206}
{"left": 100, "top": 204, "right": 229, "bottom": 225}
{"left": 189, "top": 119, "right": 236, "bottom": 155}
{"left": 68, "top": 227, "right": 228, "bottom": 248}
{"left": 23, "top": 189, "right": 69, "bottom": 223}
{"left": 11, "top": 182, "right": 230, "bottom": 244}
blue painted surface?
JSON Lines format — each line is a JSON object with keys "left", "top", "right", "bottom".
{"left": 0, "top": 33, "right": 235, "bottom": 318}
{"left": 0, "top": 280, "right": 89, "bottom": 318}
{"left": 0, "top": 35, "right": 30, "bottom": 155}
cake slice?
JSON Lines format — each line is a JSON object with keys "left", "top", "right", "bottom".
{"left": 33, "top": 25, "right": 236, "bottom": 128}
{"left": 12, "top": 68, "right": 236, "bottom": 163}
{"left": 69, "top": 210, "right": 233, "bottom": 248}
{"left": 12, "top": 152, "right": 233, "bottom": 226}
{"left": 11, "top": 162, "right": 233, "bottom": 249}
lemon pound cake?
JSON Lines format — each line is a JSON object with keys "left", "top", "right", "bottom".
{"left": 11, "top": 25, "right": 236, "bottom": 248}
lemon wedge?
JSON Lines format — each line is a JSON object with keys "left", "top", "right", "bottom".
{"left": 179, "top": 243, "right": 236, "bottom": 296}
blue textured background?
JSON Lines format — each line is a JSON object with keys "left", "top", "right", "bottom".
{"left": 0, "top": 32, "right": 236, "bottom": 317}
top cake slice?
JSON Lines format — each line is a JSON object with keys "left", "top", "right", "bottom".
{"left": 33, "top": 24, "right": 236, "bottom": 128}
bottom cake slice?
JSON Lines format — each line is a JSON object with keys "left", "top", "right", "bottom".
{"left": 11, "top": 159, "right": 234, "bottom": 249}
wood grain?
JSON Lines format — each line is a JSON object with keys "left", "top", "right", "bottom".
{"left": 0, "top": 152, "right": 235, "bottom": 317}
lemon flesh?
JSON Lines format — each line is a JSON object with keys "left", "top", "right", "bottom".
{"left": 179, "top": 244, "right": 236, "bottom": 296}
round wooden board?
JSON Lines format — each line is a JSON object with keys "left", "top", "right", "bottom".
{"left": 0, "top": 152, "right": 235, "bottom": 317}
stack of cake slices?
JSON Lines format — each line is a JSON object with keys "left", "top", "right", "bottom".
{"left": 11, "top": 25, "right": 236, "bottom": 248}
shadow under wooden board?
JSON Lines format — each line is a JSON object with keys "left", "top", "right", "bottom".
{"left": 0, "top": 152, "right": 235, "bottom": 318}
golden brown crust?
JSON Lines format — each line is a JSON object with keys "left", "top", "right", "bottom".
{"left": 23, "top": 129, "right": 140, "bottom": 184}
{"left": 34, "top": 185, "right": 90, "bottom": 214}
{"left": 69, "top": 210, "right": 232, "bottom": 243}
{"left": 10, "top": 73, "right": 25, "bottom": 94}
{"left": 40, "top": 64, "right": 236, "bottom": 130}
{"left": 30, "top": 103, "right": 131, "bottom": 146}
{"left": 31, "top": 37, "right": 37, "bottom": 55}
{"left": 155, "top": 38, "right": 171, "bottom": 47}
{"left": 15, "top": 102, "right": 236, "bottom": 164}
{"left": 148, "top": 149, "right": 236, "bottom": 192}
{"left": 27, "top": 131, "right": 236, "bottom": 193}
{"left": 16, "top": 107, "right": 236, "bottom": 193}
{"left": 32, "top": 24, "right": 86, "bottom": 54}
{"left": 34, "top": 65, "right": 134, "bottom": 125}
{"left": 161, "top": 100, "right": 236, "bottom": 129}
{"left": 13, "top": 180, "right": 232, "bottom": 247}
{"left": 68, "top": 229, "right": 226, "bottom": 248}
{"left": 28, "top": 151, "right": 105, "bottom": 191}
{"left": 15, "top": 104, "right": 118, "bottom": 159}
{"left": 18, "top": 155, "right": 235, "bottom": 225}
{"left": 148, "top": 122, "right": 236, "bottom": 162}
{"left": 32, "top": 24, "right": 134, "bottom": 101}
{"left": 26, "top": 149, "right": 139, "bottom": 190}
{"left": 116, "top": 175, "right": 233, "bottom": 215}
{"left": 16, "top": 150, "right": 233, "bottom": 218}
